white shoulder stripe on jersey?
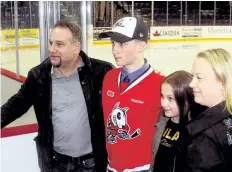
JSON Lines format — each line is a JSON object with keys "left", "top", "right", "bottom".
{"left": 118, "top": 71, "right": 121, "bottom": 89}
{"left": 120, "top": 67, "right": 153, "bottom": 94}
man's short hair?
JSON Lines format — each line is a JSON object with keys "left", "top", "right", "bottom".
{"left": 53, "top": 20, "right": 82, "bottom": 43}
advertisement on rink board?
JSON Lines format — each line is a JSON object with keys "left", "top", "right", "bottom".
{"left": 1, "top": 26, "right": 232, "bottom": 50}
{"left": 150, "top": 26, "right": 232, "bottom": 40}
{"left": 1, "top": 29, "right": 39, "bottom": 49}
{"left": 93, "top": 27, "right": 112, "bottom": 40}
{"left": 205, "top": 26, "right": 232, "bottom": 38}
{"left": 182, "top": 26, "right": 202, "bottom": 38}
{"left": 150, "top": 27, "right": 181, "bottom": 39}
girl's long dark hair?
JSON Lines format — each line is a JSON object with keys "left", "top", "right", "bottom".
{"left": 161, "top": 70, "right": 206, "bottom": 127}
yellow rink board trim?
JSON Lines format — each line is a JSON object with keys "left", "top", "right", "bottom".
{"left": 1, "top": 45, "right": 40, "bottom": 51}
{"left": 93, "top": 38, "right": 232, "bottom": 45}
{"left": 1, "top": 38, "right": 232, "bottom": 51}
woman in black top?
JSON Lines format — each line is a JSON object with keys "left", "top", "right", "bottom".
{"left": 186, "top": 48, "right": 232, "bottom": 172}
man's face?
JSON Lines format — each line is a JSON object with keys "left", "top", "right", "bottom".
{"left": 48, "top": 27, "right": 80, "bottom": 67}
{"left": 111, "top": 40, "right": 145, "bottom": 67}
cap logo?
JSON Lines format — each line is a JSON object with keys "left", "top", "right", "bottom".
{"left": 140, "top": 33, "right": 143, "bottom": 37}
{"left": 114, "top": 19, "right": 125, "bottom": 28}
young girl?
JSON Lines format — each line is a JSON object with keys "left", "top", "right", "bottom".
{"left": 149, "top": 70, "right": 205, "bottom": 172}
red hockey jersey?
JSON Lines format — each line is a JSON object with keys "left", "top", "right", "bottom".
{"left": 102, "top": 67, "right": 164, "bottom": 172}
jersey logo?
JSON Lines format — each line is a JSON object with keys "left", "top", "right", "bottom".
{"left": 107, "top": 90, "right": 115, "bottom": 97}
{"left": 106, "top": 102, "right": 141, "bottom": 144}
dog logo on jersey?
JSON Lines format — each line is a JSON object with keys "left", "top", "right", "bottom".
{"left": 106, "top": 102, "right": 141, "bottom": 144}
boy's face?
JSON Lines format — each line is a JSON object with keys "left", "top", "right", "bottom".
{"left": 111, "top": 40, "right": 145, "bottom": 67}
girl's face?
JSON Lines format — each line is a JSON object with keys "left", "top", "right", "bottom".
{"left": 161, "top": 83, "right": 180, "bottom": 121}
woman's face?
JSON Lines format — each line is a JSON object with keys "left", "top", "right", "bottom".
{"left": 161, "top": 83, "right": 180, "bottom": 120}
{"left": 189, "top": 58, "right": 224, "bottom": 107}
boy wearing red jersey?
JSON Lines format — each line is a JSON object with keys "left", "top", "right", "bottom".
{"left": 99, "top": 17, "right": 164, "bottom": 172}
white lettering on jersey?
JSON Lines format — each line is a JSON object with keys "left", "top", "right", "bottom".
{"left": 131, "top": 98, "right": 144, "bottom": 104}
{"left": 107, "top": 90, "right": 115, "bottom": 97}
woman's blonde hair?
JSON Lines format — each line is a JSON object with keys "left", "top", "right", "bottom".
{"left": 197, "top": 48, "right": 232, "bottom": 115}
